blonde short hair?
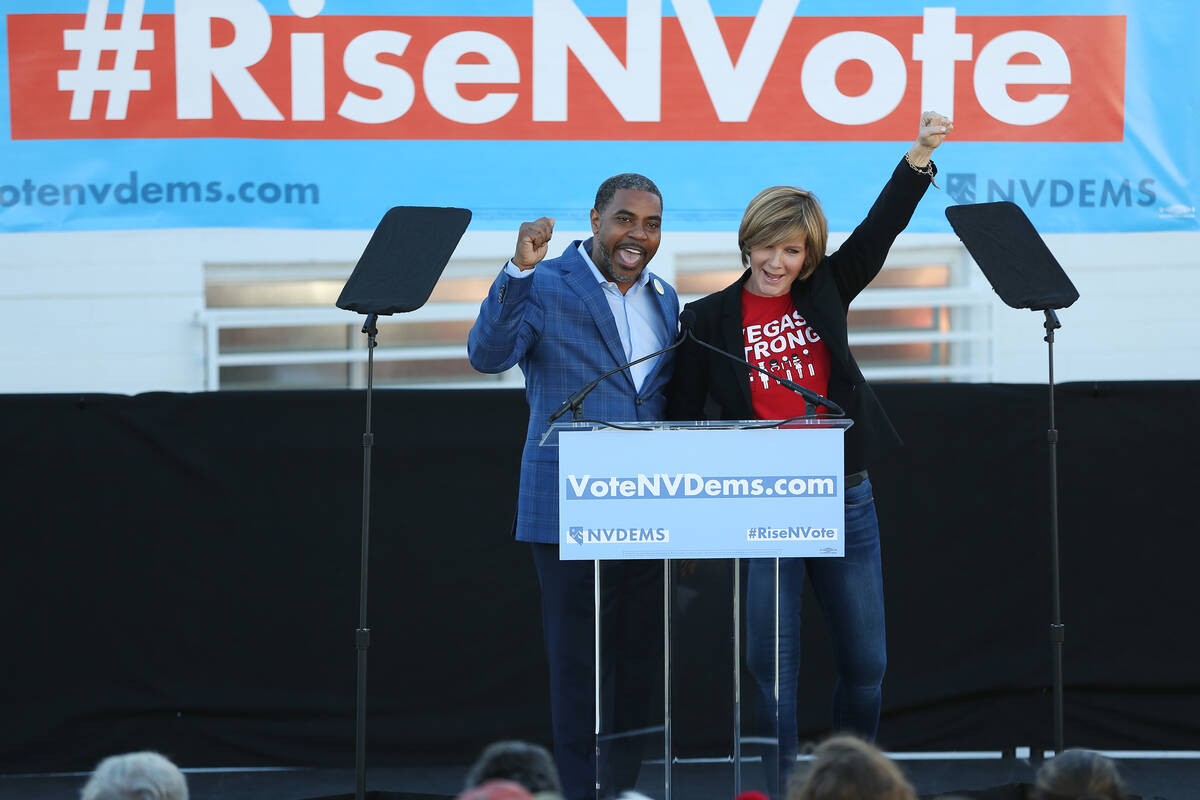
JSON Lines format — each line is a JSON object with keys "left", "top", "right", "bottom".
{"left": 738, "top": 186, "right": 828, "bottom": 282}
{"left": 788, "top": 735, "right": 916, "bottom": 800}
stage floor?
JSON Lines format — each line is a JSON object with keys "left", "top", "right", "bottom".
{"left": 0, "top": 755, "right": 1193, "bottom": 800}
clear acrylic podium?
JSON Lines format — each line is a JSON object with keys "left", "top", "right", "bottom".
{"left": 543, "top": 418, "right": 853, "bottom": 800}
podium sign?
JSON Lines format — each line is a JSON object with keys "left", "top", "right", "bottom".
{"left": 558, "top": 427, "right": 845, "bottom": 561}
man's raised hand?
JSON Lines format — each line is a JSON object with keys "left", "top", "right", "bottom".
{"left": 513, "top": 217, "right": 556, "bottom": 270}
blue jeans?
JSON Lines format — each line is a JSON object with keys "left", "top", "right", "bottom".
{"left": 745, "top": 478, "right": 887, "bottom": 793}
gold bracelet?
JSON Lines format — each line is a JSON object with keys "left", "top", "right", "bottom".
{"left": 904, "top": 152, "right": 940, "bottom": 189}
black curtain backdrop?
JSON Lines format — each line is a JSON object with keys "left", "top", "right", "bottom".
{"left": 1, "top": 382, "right": 1196, "bottom": 774}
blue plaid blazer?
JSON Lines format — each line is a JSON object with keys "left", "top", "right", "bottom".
{"left": 468, "top": 239, "right": 681, "bottom": 544}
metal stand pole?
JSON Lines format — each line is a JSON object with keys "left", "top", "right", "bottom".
{"left": 732, "top": 558, "right": 741, "bottom": 794}
{"left": 664, "top": 559, "right": 673, "bottom": 800}
{"left": 594, "top": 559, "right": 601, "bottom": 800}
{"left": 1044, "top": 309, "right": 1065, "bottom": 755}
{"left": 354, "top": 313, "right": 378, "bottom": 800}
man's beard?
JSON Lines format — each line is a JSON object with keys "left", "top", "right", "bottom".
{"left": 593, "top": 239, "right": 642, "bottom": 285}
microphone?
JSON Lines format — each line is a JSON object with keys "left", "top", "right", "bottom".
{"left": 548, "top": 310, "right": 691, "bottom": 424}
{"left": 679, "top": 307, "right": 696, "bottom": 336}
{"left": 680, "top": 322, "right": 845, "bottom": 418}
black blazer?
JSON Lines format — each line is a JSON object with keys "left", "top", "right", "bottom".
{"left": 667, "top": 157, "right": 934, "bottom": 474}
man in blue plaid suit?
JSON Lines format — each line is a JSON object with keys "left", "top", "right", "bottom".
{"left": 468, "top": 174, "right": 680, "bottom": 800}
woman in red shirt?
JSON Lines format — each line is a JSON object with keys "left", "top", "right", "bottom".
{"left": 668, "top": 111, "right": 952, "bottom": 793}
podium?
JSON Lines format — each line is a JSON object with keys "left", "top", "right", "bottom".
{"left": 543, "top": 418, "right": 853, "bottom": 799}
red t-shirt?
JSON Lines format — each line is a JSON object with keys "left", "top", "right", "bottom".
{"left": 741, "top": 288, "right": 832, "bottom": 419}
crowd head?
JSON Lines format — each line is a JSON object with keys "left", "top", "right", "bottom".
{"left": 787, "top": 735, "right": 916, "bottom": 800}
{"left": 1034, "top": 749, "right": 1127, "bottom": 800}
{"left": 463, "top": 740, "right": 563, "bottom": 799}
{"left": 73, "top": 737, "right": 1132, "bottom": 800}
{"left": 458, "top": 779, "right": 537, "bottom": 800}
{"left": 79, "top": 751, "right": 187, "bottom": 800}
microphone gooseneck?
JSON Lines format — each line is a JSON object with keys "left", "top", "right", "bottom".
{"left": 548, "top": 308, "right": 693, "bottom": 425}
{"left": 681, "top": 324, "right": 845, "bottom": 418}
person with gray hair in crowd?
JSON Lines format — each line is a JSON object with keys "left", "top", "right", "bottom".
{"left": 1033, "top": 749, "right": 1128, "bottom": 800}
{"left": 80, "top": 751, "right": 188, "bottom": 800}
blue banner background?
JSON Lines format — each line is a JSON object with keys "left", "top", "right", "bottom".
{"left": 1, "top": 0, "right": 1196, "bottom": 233}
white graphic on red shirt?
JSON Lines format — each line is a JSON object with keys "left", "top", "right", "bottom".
{"left": 744, "top": 309, "right": 822, "bottom": 388}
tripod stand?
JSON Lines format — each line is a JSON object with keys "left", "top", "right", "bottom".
{"left": 946, "top": 201, "right": 1079, "bottom": 755}
{"left": 335, "top": 206, "right": 472, "bottom": 800}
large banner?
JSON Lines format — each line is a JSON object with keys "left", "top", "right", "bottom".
{"left": 2, "top": 0, "right": 1196, "bottom": 233}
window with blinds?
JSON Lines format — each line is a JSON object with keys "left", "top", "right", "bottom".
{"left": 198, "top": 240, "right": 992, "bottom": 390}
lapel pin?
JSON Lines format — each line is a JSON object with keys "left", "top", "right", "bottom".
{"left": 653, "top": 278, "right": 665, "bottom": 295}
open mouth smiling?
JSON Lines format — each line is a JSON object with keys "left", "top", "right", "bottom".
{"left": 614, "top": 244, "right": 644, "bottom": 269}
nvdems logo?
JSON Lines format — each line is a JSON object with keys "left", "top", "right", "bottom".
{"left": 567, "top": 526, "right": 669, "bottom": 545}
{"left": 947, "top": 173, "right": 977, "bottom": 204}
{"left": 946, "top": 173, "right": 1157, "bottom": 208}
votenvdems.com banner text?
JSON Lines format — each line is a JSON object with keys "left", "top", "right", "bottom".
{"left": 1, "top": 1, "right": 1195, "bottom": 232}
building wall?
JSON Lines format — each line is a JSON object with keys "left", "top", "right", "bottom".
{"left": 1, "top": 228, "right": 1196, "bottom": 394}
{"left": 991, "top": 232, "right": 1200, "bottom": 383}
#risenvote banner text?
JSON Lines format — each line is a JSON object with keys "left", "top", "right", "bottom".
{"left": 558, "top": 428, "right": 845, "bottom": 560}
{"left": 1, "top": 0, "right": 1196, "bottom": 232}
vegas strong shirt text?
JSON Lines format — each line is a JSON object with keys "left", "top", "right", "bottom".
{"left": 741, "top": 288, "right": 831, "bottom": 419}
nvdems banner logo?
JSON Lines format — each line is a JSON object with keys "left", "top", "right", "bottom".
{"left": 1, "top": 1, "right": 1196, "bottom": 232}
{"left": 558, "top": 427, "right": 846, "bottom": 560}
{"left": 568, "top": 526, "right": 669, "bottom": 545}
